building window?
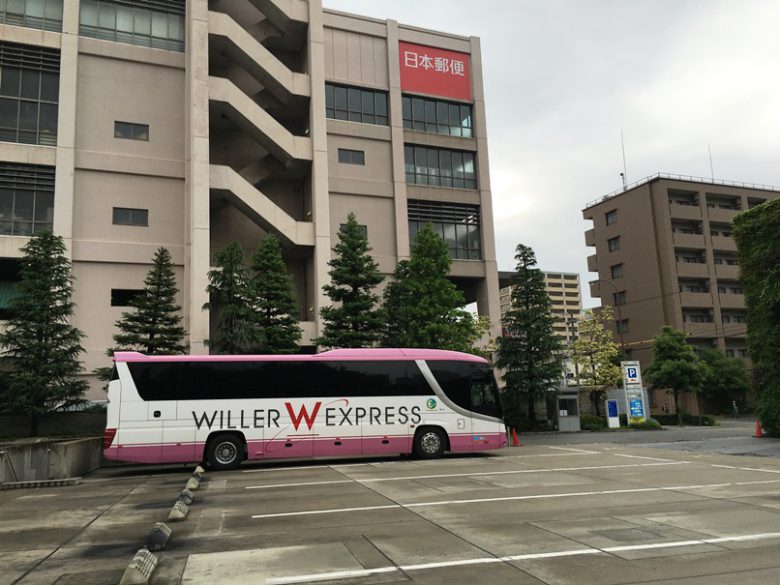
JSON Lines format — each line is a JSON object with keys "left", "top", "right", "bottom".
{"left": 408, "top": 200, "right": 481, "bottom": 260}
{"left": 616, "top": 319, "right": 629, "bottom": 334}
{"left": 610, "top": 264, "right": 623, "bottom": 279}
{"left": 607, "top": 236, "right": 620, "bottom": 252}
{"left": 605, "top": 209, "right": 617, "bottom": 225}
{"left": 339, "top": 222, "right": 367, "bottom": 238}
{"left": 0, "top": 258, "right": 21, "bottom": 320}
{"left": 548, "top": 281, "right": 562, "bottom": 288}
{"left": 0, "top": 162, "right": 54, "bottom": 235}
{"left": 114, "top": 121, "right": 149, "bottom": 141}
{"left": 0, "top": 42, "right": 60, "bottom": 146}
{"left": 0, "top": 0, "right": 63, "bottom": 32}
{"left": 79, "top": 0, "right": 185, "bottom": 52}
{"left": 112, "top": 207, "right": 148, "bottom": 226}
{"left": 404, "top": 145, "right": 476, "bottom": 189}
{"left": 337, "top": 148, "right": 365, "bottom": 165}
{"left": 402, "top": 95, "right": 472, "bottom": 137}
{"left": 325, "top": 83, "right": 388, "bottom": 125}
{"left": 725, "top": 349, "right": 734, "bottom": 358}
{"left": 613, "top": 291, "right": 626, "bottom": 306}
{"left": 111, "top": 288, "right": 142, "bottom": 307}
{"left": 738, "top": 349, "right": 749, "bottom": 358}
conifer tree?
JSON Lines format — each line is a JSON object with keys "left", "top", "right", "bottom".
{"left": 382, "top": 223, "right": 477, "bottom": 351}
{"left": 204, "top": 241, "right": 256, "bottom": 354}
{"left": 0, "top": 232, "right": 88, "bottom": 435}
{"left": 249, "top": 234, "right": 301, "bottom": 353}
{"left": 495, "top": 244, "right": 563, "bottom": 428}
{"left": 111, "top": 247, "right": 187, "bottom": 356}
{"left": 317, "top": 212, "right": 384, "bottom": 348}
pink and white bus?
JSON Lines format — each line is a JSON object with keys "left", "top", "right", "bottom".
{"left": 103, "top": 348, "right": 507, "bottom": 470}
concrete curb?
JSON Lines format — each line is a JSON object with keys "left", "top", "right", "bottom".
{"left": 168, "top": 500, "right": 189, "bottom": 521}
{"left": 185, "top": 476, "right": 200, "bottom": 491}
{"left": 0, "top": 477, "right": 81, "bottom": 490}
{"left": 146, "top": 522, "right": 172, "bottom": 552}
{"left": 178, "top": 488, "right": 194, "bottom": 505}
{"left": 119, "top": 548, "right": 158, "bottom": 585}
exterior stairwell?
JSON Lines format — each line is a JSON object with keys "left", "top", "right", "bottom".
{"left": 209, "top": 164, "right": 314, "bottom": 248}
{"left": 248, "top": 0, "right": 308, "bottom": 31}
{"left": 208, "top": 11, "right": 309, "bottom": 105}
{"left": 209, "top": 76, "right": 312, "bottom": 166}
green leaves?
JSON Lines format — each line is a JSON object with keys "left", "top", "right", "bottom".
{"left": 318, "top": 212, "right": 384, "bottom": 349}
{"left": 112, "top": 247, "right": 187, "bottom": 356}
{"left": 495, "top": 243, "right": 563, "bottom": 427}
{"left": 0, "top": 232, "right": 88, "bottom": 423}
{"left": 734, "top": 198, "right": 780, "bottom": 435}
{"left": 381, "top": 223, "right": 479, "bottom": 352}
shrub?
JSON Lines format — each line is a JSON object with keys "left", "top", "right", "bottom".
{"left": 654, "top": 413, "right": 717, "bottom": 426}
{"left": 632, "top": 418, "right": 662, "bottom": 430}
{"left": 580, "top": 414, "right": 607, "bottom": 431}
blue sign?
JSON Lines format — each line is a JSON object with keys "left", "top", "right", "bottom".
{"left": 629, "top": 398, "right": 644, "bottom": 418}
{"left": 607, "top": 400, "right": 618, "bottom": 418}
{"left": 627, "top": 367, "right": 637, "bottom": 379}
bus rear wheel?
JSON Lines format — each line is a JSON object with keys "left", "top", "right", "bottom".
{"left": 414, "top": 427, "right": 446, "bottom": 459}
{"left": 206, "top": 434, "right": 243, "bottom": 471}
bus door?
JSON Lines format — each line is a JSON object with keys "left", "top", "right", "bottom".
{"left": 115, "top": 363, "right": 164, "bottom": 464}
{"left": 469, "top": 372, "right": 502, "bottom": 450}
{"left": 152, "top": 363, "right": 195, "bottom": 463}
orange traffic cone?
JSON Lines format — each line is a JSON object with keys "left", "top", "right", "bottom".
{"left": 511, "top": 428, "right": 520, "bottom": 447}
{"left": 754, "top": 420, "right": 764, "bottom": 439}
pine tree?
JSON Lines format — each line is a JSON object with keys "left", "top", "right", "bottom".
{"left": 570, "top": 306, "right": 622, "bottom": 416}
{"left": 111, "top": 247, "right": 187, "bottom": 355}
{"left": 204, "top": 241, "right": 257, "bottom": 354}
{"left": 249, "top": 234, "right": 301, "bottom": 353}
{"left": 317, "top": 212, "right": 384, "bottom": 348}
{"left": 0, "top": 232, "right": 88, "bottom": 435}
{"left": 495, "top": 244, "right": 563, "bottom": 429}
{"left": 382, "top": 223, "right": 477, "bottom": 351}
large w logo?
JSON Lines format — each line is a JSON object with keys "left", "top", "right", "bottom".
{"left": 285, "top": 402, "right": 322, "bottom": 431}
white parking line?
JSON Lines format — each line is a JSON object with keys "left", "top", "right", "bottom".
{"left": 711, "top": 464, "right": 780, "bottom": 474}
{"left": 244, "top": 461, "right": 689, "bottom": 490}
{"left": 613, "top": 453, "right": 676, "bottom": 462}
{"left": 264, "top": 532, "right": 780, "bottom": 584}
{"left": 250, "top": 478, "right": 780, "bottom": 519}
{"left": 546, "top": 446, "right": 601, "bottom": 454}
{"left": 246, "top": 480, "right": 354, "bottom": 490}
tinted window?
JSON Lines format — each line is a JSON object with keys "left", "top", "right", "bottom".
{"left": 129, "top": 360, "right": 432, "bottom": 401}
{"left": 427, "top": 361, "right": 501, "bottom": 418}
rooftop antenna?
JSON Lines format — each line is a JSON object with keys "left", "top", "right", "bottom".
{"left": 708, "top": 143, "right": 715, "bottom": 180}
{"left": 620, "top": 130, "right": 628, "bottom": 190}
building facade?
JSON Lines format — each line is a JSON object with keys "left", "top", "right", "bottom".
{"left": 583, "top": 173, "right": 779, "bottom": 374}
{"left": 0, "top": 0, "right": 501, "bottom": 399}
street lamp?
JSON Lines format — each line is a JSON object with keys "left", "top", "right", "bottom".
{"left": 589, "top": 278, "right": 625, "bottom": 351}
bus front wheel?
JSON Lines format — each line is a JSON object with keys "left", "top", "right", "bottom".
{"left": 206, "top": 434, "right": 244, "bottom": 471}
{"left": 414, "top": 427, "right": 446, "bottom": 459}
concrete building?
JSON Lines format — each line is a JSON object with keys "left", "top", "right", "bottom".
{"left": 499, "top": 270, "right": 581, "bottom": 343}
{"left": 0, "top": 0, "right": 500, "bottom": 399}
{"left": 583, "top": 173, "right": 779, "bottom": 375}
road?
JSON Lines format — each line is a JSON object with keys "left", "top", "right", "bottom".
{"left": 2, "top": 424, "right": 780, "bottom": 585}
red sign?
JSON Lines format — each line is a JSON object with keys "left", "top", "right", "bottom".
{"left": 399, "top": 42, "right": 471, "bottom": 101}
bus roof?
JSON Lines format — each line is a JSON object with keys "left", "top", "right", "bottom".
{"left": 113, "top": 348, "right": 488, "bottom": 364}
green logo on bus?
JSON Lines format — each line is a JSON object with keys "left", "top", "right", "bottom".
{"left": 426, "top": 398, "right": 437, "bottom": 410}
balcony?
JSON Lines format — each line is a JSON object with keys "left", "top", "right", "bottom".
{"left": 679, "top": 292, "right": 714, "bottom": 308}
{"left": 669, "top": 203, "right": 702, "bottom": 220}
{"left": 673, "top": 233, "right": 705, "bottom": 248}
{"left": 676, "top": 262, "right": 710, "bottom": 278}
{"left": 587, "top": 254, "right": 598, "bottom": 272}
{"left": 722, "top": 324, "right": 747, "bottom": 339}
{"left": 718, "top": 293, "right": 746, "bottom": 310}
{"left": 711, "top": 235, "right": 737, "bottom": 252}
{"left": 707, "top": 207, "right": 739, "bottom": 223}
{"left": 715, "top": 264, "right": 740, "bottom": 279}
{"left": 683, "top": 322, "right": 716, "bottom": 338}
{"left": 585, "top": 228, "right": 595, "bottom": 247}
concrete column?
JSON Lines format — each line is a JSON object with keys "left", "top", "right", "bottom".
{"left": 386, "top": 20, "right": 409, "bottom": 261}
{"left": 307, "top": 0, "right": 331, "bottom": 344}
{"left": 185, "top": 0, "right": 211, "bottom": 354}
{"left": 52, "top": 0, "right": 80, "bottom": 258}
{"left": 469, "top": 36, "right": 501, "bottom": 339}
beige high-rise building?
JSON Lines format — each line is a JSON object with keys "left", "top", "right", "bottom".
{"left": 583, "top": 173, "right": 778, "bottom": 374}
{"left": 0, "top": 0, "right": 500, "bottom": 399}
{"left": 498, "top": 270, "right": 582, "bottom": 342}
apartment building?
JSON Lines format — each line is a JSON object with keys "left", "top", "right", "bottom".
{"left": 0, "top": 0, "right": 500, "bottom": 398}
{"left": 583, "top": 173, "right": 779, "bottom": 375}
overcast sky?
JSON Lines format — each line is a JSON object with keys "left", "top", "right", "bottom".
{"left": 323, "top": 0, "right": 780, "bottom": 306}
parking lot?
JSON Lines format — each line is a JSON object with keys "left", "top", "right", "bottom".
{"left": 3, "top": 436, "right": 780, "bottom": 585}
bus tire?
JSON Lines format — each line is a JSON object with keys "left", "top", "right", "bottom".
{"left": 206, "top": 433, "right": 244, "bottom": 471}
{"left": 414, "top": 427, "right": 446, "bottom": 459}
